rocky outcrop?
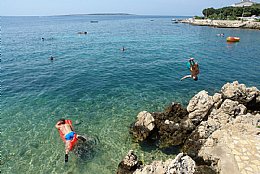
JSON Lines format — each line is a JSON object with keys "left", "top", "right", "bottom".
{"left": 198, "top": 113, "right": 260, "bottom": 174}
{"left": 118, "top": 151, "right": 217, "bottom": 174}
{"left": 130, "top": 111, "right": 155, "bottom": 142}
{"left": 130, "top": 103, "right": 192, "bottom": 147}
{"left": 126, "top": 81, "right": 260, "bottom": 174}
{"left": 221, "top": 81, "right": 260, "bottom": 111}
{"left": 181, "top": 19, "right": 260, "bottom": 30}
{"left": 134, "top": 153, "right": 196, "bottom": 174}
{"left": 117, "top": 150, "right": 143, "bottom": 174}
{"left": 187, "top": 90, "right": 214, "bottom": 124}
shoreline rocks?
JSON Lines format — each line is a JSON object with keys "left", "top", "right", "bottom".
{"left": 123, "top": 81, "right": 260, "bottom": 174}
{"left": 181, "top": 19, "right": 260, "bottom": 30}
{"left": 117, "top": 150, "right": 143, "bottom": 174}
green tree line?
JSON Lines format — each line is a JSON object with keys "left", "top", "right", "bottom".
{"left": 202, "top": 4, "right": 260, "bottom": 20}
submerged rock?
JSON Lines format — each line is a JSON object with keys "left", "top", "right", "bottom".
{"left": 73, "top": 135, "right": 99, "bottom": 161}
{"left": 74, "top": 119, "right": 82, "bottom": 125}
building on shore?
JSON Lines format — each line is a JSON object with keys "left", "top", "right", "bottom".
{"left": 231, "top": 0, "right": 257, "bottom": 7}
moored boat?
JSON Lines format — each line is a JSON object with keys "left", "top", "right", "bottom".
{"left": 226, "top": 36, "right": 240, "bottom": 42}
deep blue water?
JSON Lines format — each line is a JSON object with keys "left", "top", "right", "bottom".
{"left": 1, "top": 15, "right": 260, "bottom": 174}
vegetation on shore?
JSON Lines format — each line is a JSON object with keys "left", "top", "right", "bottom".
{"left": 195, "top": 4, "right": 260, "bottom": 20}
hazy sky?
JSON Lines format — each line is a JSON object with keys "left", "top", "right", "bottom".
{"left": 1, "top": 0, "right": 260, "bottom": 16}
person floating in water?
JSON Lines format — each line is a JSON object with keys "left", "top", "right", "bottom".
{"left": 49, "top": 56, "right": 55, "bottom": 61}
{"left": 181, "top": 58, "right": 200, "bottom": 81}
{"left": 55, "top": 119, "right": 86, "bottom": 162}
{"left": 217, "top": 33, "right": 224, "bottom": 37}
{"left": 121, "top": 46, "right": 126, "bottom": 52}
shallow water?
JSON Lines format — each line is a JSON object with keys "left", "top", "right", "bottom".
{"left": 1, "top": 15, "right": 260, "bottom": 173}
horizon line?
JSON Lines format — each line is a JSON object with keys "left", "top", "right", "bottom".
{"left": 1, "top": 13, "right": 194, "bottom": 17}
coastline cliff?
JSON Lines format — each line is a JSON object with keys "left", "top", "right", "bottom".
{"left": 117, "top": 81, "right": 260, "bottom": 174}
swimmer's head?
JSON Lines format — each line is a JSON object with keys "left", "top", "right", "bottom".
{"left": 58, "top": 118, "right": 65, "bottom": 124}
{"left": 193, "top": 76, "right": 198, "bottom": 81}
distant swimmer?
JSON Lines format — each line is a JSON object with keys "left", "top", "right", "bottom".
{"left": 217, "top": 33, "right": 224, "bottom": 37}
{"left": 78, "top": 31, "right": 87, "bottom": 34}
{"left": 42, "top": 37, "right": 45, "bottom": 41}
{"left": 121, "top": 46, "right": 126, "bottom": 52}
{"left": 181, "top": 58, "right": 200, "bottom": 81}
{"left": 49, "top": 56, "right": 55, "bottom": 61}
{"left": 55, "top": 119, "right": 87, "bottom": 163}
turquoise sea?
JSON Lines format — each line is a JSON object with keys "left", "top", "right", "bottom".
{"left": 1, "top": 15, "right": 260, "bottom": 174}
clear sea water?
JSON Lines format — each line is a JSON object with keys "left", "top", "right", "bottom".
{"left": 1, "top": 15, "right": 260, "bottom": 174}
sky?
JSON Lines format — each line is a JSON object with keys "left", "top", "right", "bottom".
{"left": 1, "top": 0, "right": 260, "bottom": 16}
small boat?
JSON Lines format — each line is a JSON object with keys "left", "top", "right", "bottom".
{"left": 226, "top": 36, "right": 240, "bottom": 42}
{"left": 90, "top": 20, "right": 98, "bottom": 23}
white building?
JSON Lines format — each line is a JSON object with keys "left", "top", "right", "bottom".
{"left": 232, "top": 0, "right": 256, "bottom": 7}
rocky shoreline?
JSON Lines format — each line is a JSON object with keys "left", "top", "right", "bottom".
{"left": 117, "top": 81, "right": 260, "bottom": 174}
{"left": 180, "top": 19, "right": 260, "bottom": 30}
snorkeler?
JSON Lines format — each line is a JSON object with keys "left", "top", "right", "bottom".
{"left": 55, "top": 119, "right": 86, "bottom": 162}
{"left": 180, "top": 58, "right": 200, "bottom": 81}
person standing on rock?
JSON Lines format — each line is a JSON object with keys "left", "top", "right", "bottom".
{"left": 181, "top": 58, "right": 200, "bottom": 81}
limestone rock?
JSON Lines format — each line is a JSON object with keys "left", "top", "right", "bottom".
{"left": 134, "top": 153, "right": 196, "bottom": 174}
{"left": 130, "top": 111, "right": 155, "bottom": 142}
{"left": 136, "top": 111, "right": 155, "bottom": 131}
{"left": 187, "top": 90, "right": 214, "bottom": 124}
{"left": 152, "top": 103, "right": 192, "bottom": 147}
{"left": 134, "top": 161, "right": 165, "bottom": 174}
{"left": 198, "top": 113, "right": 260, "bottom": 174}
{"left": 221, "top": 81, "right": 259, "bottom": 104}
{"left": 128, "top": 81, "right": 259, "bottom": 174}
{"left": 212, "top": 93, "right": 223, "bottom": 109}
{"left": 165, "top": 153, "right": 196, "bottom": 174}
{"left": 219, "top": 99, "right": 246, "bottom": 116}
{"left": 117, "top": 150, "right": 142, "bottom": 174}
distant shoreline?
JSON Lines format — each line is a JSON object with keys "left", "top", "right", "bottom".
{"left": 2, "top": 14, "right": 190, "bottom": 17}
{"left": 181, "top": 19, "right": 260, "bottom": 30}
{"left": 60, "top": 13, "right": 134, "bottom": 16}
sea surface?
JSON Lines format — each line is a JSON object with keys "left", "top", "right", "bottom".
{"left": 1, "top": 15, "right": 260, "bottom": 174}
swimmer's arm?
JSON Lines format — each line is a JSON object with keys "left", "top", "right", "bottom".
{"left": 180, "top": 75, "right": 192, "bottom": 81}
{"left": 70, "top": 125, "right": 75, "bottom": 132}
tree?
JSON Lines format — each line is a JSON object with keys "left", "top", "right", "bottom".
{"left": 202, "top": 8, "right": 216, "bottom": 18}
{"left": 201, "top": 4, "right": 260, "bottom": 20}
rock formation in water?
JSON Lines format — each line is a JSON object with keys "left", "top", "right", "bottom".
{"left": 117, "top": 150, "right": 143, "bottom": 174}
{"left": 122, "top": 81, "right": 260, "bottom": 174}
